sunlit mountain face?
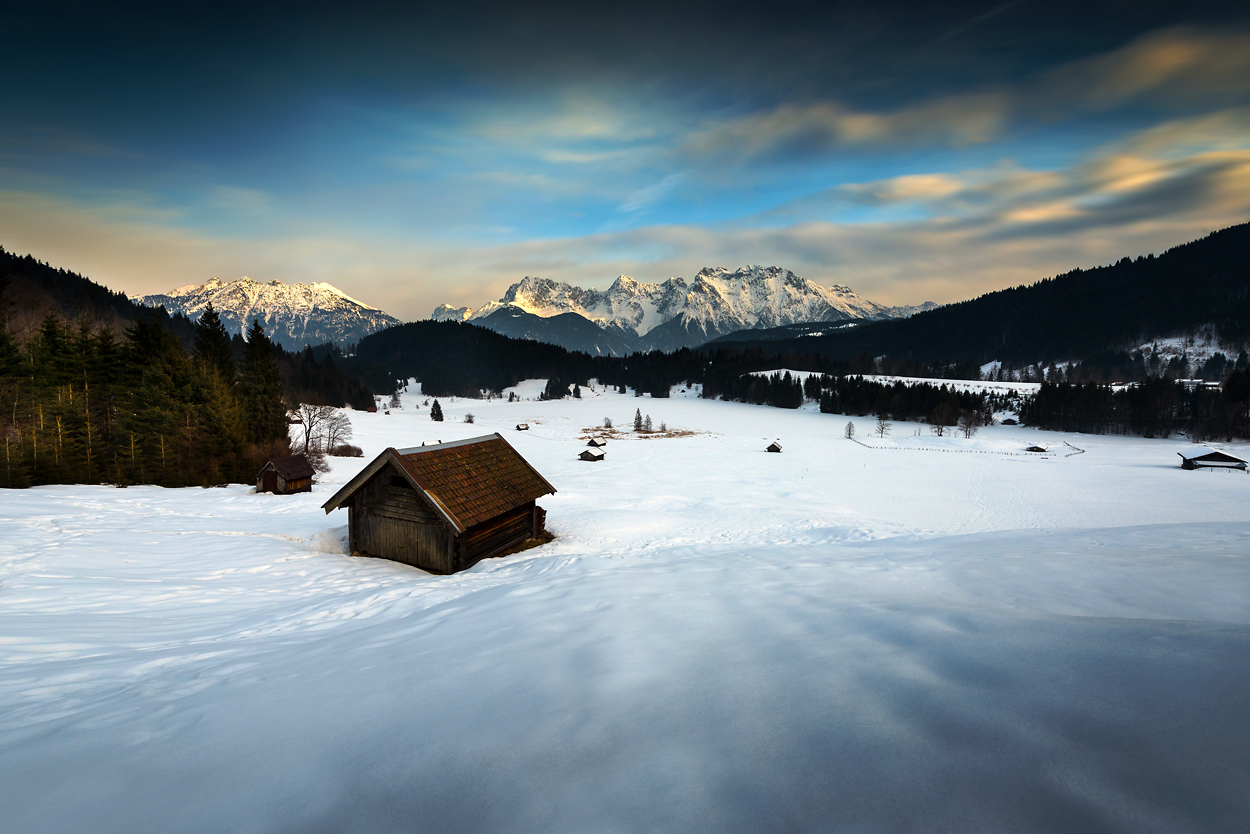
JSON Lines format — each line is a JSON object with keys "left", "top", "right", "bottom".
{"left": 3, "top": 0, "right": 1249, "bottom": 320}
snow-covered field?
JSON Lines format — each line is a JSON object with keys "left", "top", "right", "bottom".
{"left": 3, "top": 383, "right": 1249, "bottom": 833}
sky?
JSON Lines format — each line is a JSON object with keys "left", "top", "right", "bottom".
{"left": 3, "top": 0, "right": 1250, "bottom": 319}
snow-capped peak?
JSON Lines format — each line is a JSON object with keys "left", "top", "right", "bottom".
{"left": 135, "top": 277, "right": 400, "bottom": 349}
{"left": 432, "top": 266, "right": 932, "bottom": 353}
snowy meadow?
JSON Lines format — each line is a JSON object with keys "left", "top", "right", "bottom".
{"left": 2, "top": 382, "right": 1249, "bottom": 833}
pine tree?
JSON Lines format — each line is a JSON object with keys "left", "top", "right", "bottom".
{"left": 643, "top": 414, "right": 652, "bottom": 432}
{"left": 633, "top": 408, "right": 643, "bottom": 431}
{"left": 194, "top": 302, "right": 235, "bottom": 382}
{"left": 430, "top": 400, "right": 444, "bottom": 421}
{"left": 238, "top": 319, "right": 288, "bottom": 444}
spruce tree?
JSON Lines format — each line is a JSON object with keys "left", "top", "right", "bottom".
{"left": 431, "top": 400, "right": 444, "bottom": 421}
{"left": 633, "top": 408, "right": 643, "bottom": 431}
{"left": 194, "top": 302, "right": 236, "bottom": 381}
{"left": 238, "top": 319, "right": 288, "bottom": 444}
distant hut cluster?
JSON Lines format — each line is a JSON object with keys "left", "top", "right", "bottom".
{"left": 580, "top": 437, "right": 606, "bottom": 461}
{"left": 322, "top": 434, "right": 556, "bottom": 574}
{"left": 1178, "top": 445, "right": 1247, "bottom": 471}
{"left": 256, "top": 454, "right": 314, "bottom": 494}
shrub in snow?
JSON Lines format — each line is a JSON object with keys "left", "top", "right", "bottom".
{"left": 329, "top": 443, "right": 364, "bottom": 457}
{"left": 464, "top": 413, "right": 475, "bottom": 424}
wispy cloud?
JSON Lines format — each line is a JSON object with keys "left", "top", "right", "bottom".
{"left": 682, "top": 94, "right": 1009, "bottom": 167}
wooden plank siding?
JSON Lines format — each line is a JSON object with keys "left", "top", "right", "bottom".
{"left": 349, "top": 463, "right": 455, "bottom": 573}
{"left": 459, "top": 502, "right": 535, "bottom": 569}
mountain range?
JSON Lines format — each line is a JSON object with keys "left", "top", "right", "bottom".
{"left": 135, "top": 277, "right": 400, "bottom": 349}
{"left": 433, "top": 266, "right": 935, "bottom": 355}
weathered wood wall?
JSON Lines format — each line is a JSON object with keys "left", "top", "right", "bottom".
{"left": 460, "top": 502, "right": 535, "bottom": 569}
{"left": 350, "top": 465, "right": 454, "bottom": 572}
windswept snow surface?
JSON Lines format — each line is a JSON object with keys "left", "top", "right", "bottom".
{"left": 3, "top": 387, "right": 1249, "bottom": 833}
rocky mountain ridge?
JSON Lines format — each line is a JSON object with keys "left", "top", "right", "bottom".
{"left": 136, "top": 277, "right": 400, "bottom": 349}
{"left": 434, "top": 266, "right": 935, "bottom": 354}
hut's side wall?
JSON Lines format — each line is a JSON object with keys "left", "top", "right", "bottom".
{"left": 350, "top": 465, "right": 453, "bottom": 573}
{"left": 459, "top": 501, "right": 536, "bottom": 570}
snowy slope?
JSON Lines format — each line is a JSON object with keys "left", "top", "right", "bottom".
{"left": 2, "top": 390, "right": 1249, "bottom": 832}
{"left": 136, "top": 277, "right": 401, "bottom": 349}
{"left": 433, "top": 267, "right": 935, "bottom": 352}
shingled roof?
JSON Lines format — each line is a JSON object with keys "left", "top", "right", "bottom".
{"left": 263, "top": 454, "right": 315, "bottom": 480}
{"left": 322, "top": 434, "right": 556, "bottom": 532}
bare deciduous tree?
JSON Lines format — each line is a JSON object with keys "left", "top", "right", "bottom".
{"left": 875, "top": 414, "right": 891, "bottom": 438}
{"left": 844, "top": 421, "right": 855, "bottom": 440}
{"left": 958, "top": 410, "right": 980, "bottom": 439}
{"left": 297, "top": 403, "right": 353, "bottom": 455}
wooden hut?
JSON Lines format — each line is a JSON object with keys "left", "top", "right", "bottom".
{"left": 1025, "top": 444, "right": 1048, "bottom": 453}
{"left": 256, "top": 454, "right": 314, "bottom": 494}
{"left": 579, "top": 448, "right": 605, "bottom": 462}
{"left": 766, "top": 441, "right": 782, "bottom": 453}
{"left": 586, "top": 438, "right": 607, "bottom": 448}
{"left": 516, "top": 423, "right": 530, "bottom": 431}
{"left": 1178, "top": 445, "right": 1247, "bottom": 471}
{"left": 321, "top": 434, "right": 556, "bottom": 574}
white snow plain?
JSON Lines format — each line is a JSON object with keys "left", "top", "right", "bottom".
{"left": 2, "top": 382, "right": 1249, "bottom": 834}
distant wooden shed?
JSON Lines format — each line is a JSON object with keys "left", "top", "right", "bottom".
{"left": 322, "top": 434, "right": 556, "bottom": 574}
{"left": 579, "top": 448, "right": 605, "bottom": 462}
{"left": 516, "top": 423, "right": 530, "bottom": 431}
{"left": 766, "top": 441, "right": 782, "bottom": 453}
{"left": 1178, "top": 445, "right": 1247, "bottom": 471}
{"left": 1025, "top": 444, "right": 1048, "bottom": 453}
{"left": 586, "top": 438, "right": 607, "bottom": 448}
{"left": 257, "top": 455, "right": 314, "bottom": 494}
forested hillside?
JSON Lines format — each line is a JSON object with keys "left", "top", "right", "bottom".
{"left": 708, "top": 223, "right": 1250, "bottom": 368}
{"left": 0, "top": 245, "right": 198, "bottom": 345}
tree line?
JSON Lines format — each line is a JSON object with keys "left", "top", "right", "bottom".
{"left": 1020, "top": 374, "right": 1250, "bottom": 440}
{"left": 0, "top": 305, "right": 290, "bottom": 489}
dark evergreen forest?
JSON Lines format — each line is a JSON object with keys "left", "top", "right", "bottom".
{"left": 0, "top": 308, "right": 291, "bottom": 489}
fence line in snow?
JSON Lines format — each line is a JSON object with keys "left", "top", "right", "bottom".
{"left": 849, "top": 437, "right": 1055, "bottom": 458}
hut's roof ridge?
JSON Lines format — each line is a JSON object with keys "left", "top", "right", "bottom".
{"left": 1178, "top": 444, "right": 1246, "bottom": 462}
{"left": 266, "top": 454, "right": 315, "bottom": 480}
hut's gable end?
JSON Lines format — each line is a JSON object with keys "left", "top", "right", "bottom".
{"left": 354, "top": 463, "right": 445, "bottom": 525}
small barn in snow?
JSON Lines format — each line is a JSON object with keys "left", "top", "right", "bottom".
{"left": 516, "top": 423, "right": 530, "bottom": 431}
{"left": 1025, "top": 444, "right": 1048, "bottom": 453}
{"left": 257, "top": 454, "right": 314, "bottom": 494}
{"left": 1178, "top": 445, "right": 1247, "bottom": 471}
{"left": 322, "top": 434, "right": 556, "bottom": 574}
{"left": 766, "top": 441, "right": 782, "bottom": 453}
{"left": 586, "top": 438, "right": 607, "bottom": 448}
{"left": 579, "top": 448, "right": 605, "bottom": 462}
